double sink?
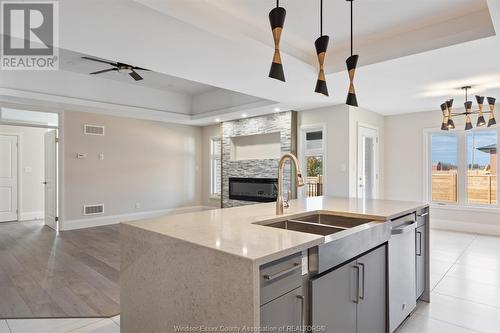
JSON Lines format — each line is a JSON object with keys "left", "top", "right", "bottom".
{"left": 264, "top": 213, "right": 373, "bottom": 236}
{"left": 259, "top": 213, "right": 391, "bottom": 275}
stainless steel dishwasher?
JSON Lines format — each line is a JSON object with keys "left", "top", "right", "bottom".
{"left": 388, "top": 213, "right": 417, "bottom": 332}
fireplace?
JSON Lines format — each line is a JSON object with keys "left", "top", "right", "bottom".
{"left": 229, "top": 177, "right": 278, "bottom": 202}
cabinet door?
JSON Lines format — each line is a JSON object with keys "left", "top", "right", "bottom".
{"left": 311, "top": 262, "right": 357, "bottom": 333}
{"left": 357, "top": 245, "right": 387, "bottom": 333}
{"left": 415, "top": 225, "right": 426, "bottom": 298}
{"left": 260, "top": 287, "right": 303, "bottom": 329}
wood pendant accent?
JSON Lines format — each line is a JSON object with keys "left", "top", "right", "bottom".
{"left": 314, "top": 35, "right": 329, "bottom": 96}
{"left": 440, "top": 103, "right": 449, "bottom": 130}
{"left": 269, "top": 7, "right": 286, "bottom": 82}
{"left": 488, "top": 97, "right": 496, "bottom": 127}
{"left": 346, "top": 54, "right": 359, "bottom": 106}
{"left": 476, "top": 95, "right": 486, "bottom": 127}
{"left": 446, "top": 99, "right": 455, "bottom": 129}
{"left": 464, "top": 101, "right": 473, "bottom": 130}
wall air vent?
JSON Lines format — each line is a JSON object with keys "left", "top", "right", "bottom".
{"left": 83, "top": 204, "right": 104, "bottom": 216}
{"left": 84, "top": 124, "right": 105, "bottom": 136}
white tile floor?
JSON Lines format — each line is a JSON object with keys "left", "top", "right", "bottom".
{"left": 0, "top": 230, "right": 498, "bottom": 333}
{"left": 397, "top": 230, "right": 500, "bottom": 333}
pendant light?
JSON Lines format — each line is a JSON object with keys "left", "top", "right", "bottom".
{"left": 476, "top": 95, "right": 486, "bottom": 127}
{"left": 440, "top": 103, "right": 449, "bottom": 131}
{"left": 346, "top": 0, "right": 359, "bottom": 106}
{"left": 446, "top": 99, "right": 455, "bottom": 129}
{"left": 268, "top": 0, "right": 286, "bottom": 82}
{"left": 487, "top": 97, "right": 496, "bottom": 127}
{"left": 314, "top": 0, "right": 329, "bottom": 96}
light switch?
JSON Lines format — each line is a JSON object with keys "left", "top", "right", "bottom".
{"left": 98, "top": 153, "right": 104, "bottom": 160}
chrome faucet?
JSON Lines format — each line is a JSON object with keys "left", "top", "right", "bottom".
{"left": 276, "top": 153, "right": 305, "bottom": 215}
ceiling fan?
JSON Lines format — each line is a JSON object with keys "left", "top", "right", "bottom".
{"left": 81, "top": 56, "right": 150, "bottom": 81}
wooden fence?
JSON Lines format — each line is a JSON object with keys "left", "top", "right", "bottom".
{"left": 306, "top": 175, "right": 323, "bottom": 197}
{"left": 432, "top": 172, "right": 497, "bottom": 204}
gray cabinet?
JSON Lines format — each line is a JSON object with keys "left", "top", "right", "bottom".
{"left": 311, "top": 245, "right": 387, "bottom": 333}
{"left": 260, "top": 252, "right": 304, "bottom": 329}
{"left": 260, "top": 287, "right": 304, "bottom": 329}
{"left": 357, "top": 246, "right": 387, "bottom": 333}
{"left": 416, "top": 224, "right": 426, "bottom": 298}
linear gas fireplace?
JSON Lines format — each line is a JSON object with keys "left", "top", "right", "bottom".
{"left": 229, "top": 177, "right": 278, "bottom": 202}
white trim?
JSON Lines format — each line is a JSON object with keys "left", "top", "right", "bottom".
{"left": 19, "top": 211, "right": 44, "bottom": 221}
{"left": 0, "top": 131, "right": 22, "bottom": 222}
{"left": 356, "top": 122, "right": 380, "bottom": 199}
{"left": 298, "top": 123, "right": 328, "bottom": 198}
{"left": 431, "top": 218, "right": 500, "bottom": 237}
{"left": 61, "top": 206, "right": 216, "bottom": 231}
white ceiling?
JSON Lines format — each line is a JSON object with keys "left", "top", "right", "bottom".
{"left": 3, "top": 0, "right": 500, "bottom": 124}
{"left": 59, "top": 49, "right": 216, "bottom": 96}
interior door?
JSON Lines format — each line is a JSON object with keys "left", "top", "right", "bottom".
{"left": 44, "top": 130, "right": 57, "bottom": 230}
{"left": 357, "top": 126, "right": 379, "bottom": 199}
{"left": 0, "top": 135, "right": 18, "bottom": 222}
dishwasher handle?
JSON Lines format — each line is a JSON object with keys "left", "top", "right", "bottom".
{"left": 391, "top": 220, "right": 417, "bottom": 235}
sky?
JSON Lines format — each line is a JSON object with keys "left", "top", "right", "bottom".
{"left": 432, "top": 131, "right": 497, "bottom": 167}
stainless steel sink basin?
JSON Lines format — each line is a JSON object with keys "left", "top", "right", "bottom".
{"left": 294, "top": 214, "right": 374, "bottom": 228}
{"left": 265, "top": 220, "right": 345, "bottom": 236}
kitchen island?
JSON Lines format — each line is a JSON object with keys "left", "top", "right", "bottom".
{"left": 121, "top": 196, "right": 429, "bottom": 333}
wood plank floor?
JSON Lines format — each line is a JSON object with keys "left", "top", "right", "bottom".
{"left": 0, "top": 220, "right": 120, "bottom": 319}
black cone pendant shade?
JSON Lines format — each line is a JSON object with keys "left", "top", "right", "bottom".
{"left": 315, "top": 35, "right": 329, "bottom": 96}
{"left": 464, "top": 101, "right": 473, "bottom": 130}
{"left": 476, "top": 95, "right": 486, "bottom": 127}
{"left": 440, "top": 103, "right": 449, "bottom": 131}
{"left": 268, "top": 3, "right": 286, "bottom": 82}
{"left": 345, "top": 0, "right": 359, "bottom": 106}
{"left": 487, "top": 97, "right": 496, "bottom": 127}
{"left": 446, "top": 99, "right": 455, "bottom": 129}
{"left": 346, "top": 55, "right": 359, "bottom": 106}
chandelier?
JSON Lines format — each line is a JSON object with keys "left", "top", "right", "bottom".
{"left": 440, "top": 86, "right": 496, "bottom": 131}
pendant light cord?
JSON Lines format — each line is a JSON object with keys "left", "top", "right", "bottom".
{"left": 276, "top": 0, "right": 279, "bottom": 7}
{"left": 350, "top": 0, "right": 353, "bottom": 56}
{"left": 320, "top": 0, "right": 323, "bottom": 36}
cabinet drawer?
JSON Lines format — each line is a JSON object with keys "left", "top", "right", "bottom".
{"left": 260, "top": 287, "right": 304, "bottom": 328}
{"left": 260, "top": 252, "right": 302, "bottom": 305}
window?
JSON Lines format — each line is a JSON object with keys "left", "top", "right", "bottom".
{"left": 301, "top": 128, "right": 325, "bottom": 197}
{"left": 430, "top": 133, "right": 458, "bottom": 203}
{"left": 428, "top": 129, "right": 498, "bottom": 207}
{"left": 467, "top": 131, "right": 497, "bottom": 205}
{"left": 210, "top": 137, "right": 221, "bottom": 197}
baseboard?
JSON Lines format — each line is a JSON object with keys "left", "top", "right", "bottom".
{"left": 19, "top": 211, "right": 44, "bottom": 221}
{"left": 431, "top": 218, "right": 500, "bottom": 237}
{"left": 60, "top": 205, "right": 215, "bottom": 231}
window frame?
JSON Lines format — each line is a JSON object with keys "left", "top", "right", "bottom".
{"left": 209, "top": 136, "right": 221, "bottom": 198}
{"left": 298, "top": 124, "right": 327, "bottom": 198}
{"left": 424, "top": 126, "right": 500, "bottom": 209}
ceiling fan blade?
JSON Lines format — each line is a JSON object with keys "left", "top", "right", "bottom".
{"left": 89, "top": 68, "right": 117, "bottom": 75}
{"left": 82, "top": 56, "right": 117, "bottom": 67}
{"left": 129, "top": 70, "right": 143, "bottom": 81}
{"left": 132, "top": 66, "right": 150, "bottom": 71}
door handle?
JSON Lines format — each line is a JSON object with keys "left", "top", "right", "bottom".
{"left": 263, "top": 263, "right": 300, "bottom": 281}
{"left": 416, "top": 231, "right": 422, "bottom": 256}
{"left": 358, "top": 263, "right": 365, "bottom": 300}
{"left": 391, "top": 220, "right": 416, "bottom": 234}
{"left": 353, "top": 265, "right": 360, "bottom": 303}
{"left": 43, "top": 181, "right": 47, "bottom": 185}
{"left": 296, "top": 295, "right": 305, "bottom": 332}
{"left": 417, "top": 212, "right": 429, "bottom": 217}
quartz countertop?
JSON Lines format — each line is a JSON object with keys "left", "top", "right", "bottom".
{"left": 124, "top": 196, "right": 427, "bottom": 264}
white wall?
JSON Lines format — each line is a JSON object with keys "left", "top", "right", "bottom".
{"left": 385, "top": 110, "right": 500, "bottom": 236}
{"left": 298, "top": 105, "right": 351, "bottom": 197}
{"left": 201, "top": 124, "right": 221, "bottom": 207}
{"left": 61, "top": 111, "right": 203, "bottom": 229}
{"left": 298, "top": 105, "right": 385, "bottom": 198}
{"left": 0, "top": 125, "right": 47, "bottom": 220}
